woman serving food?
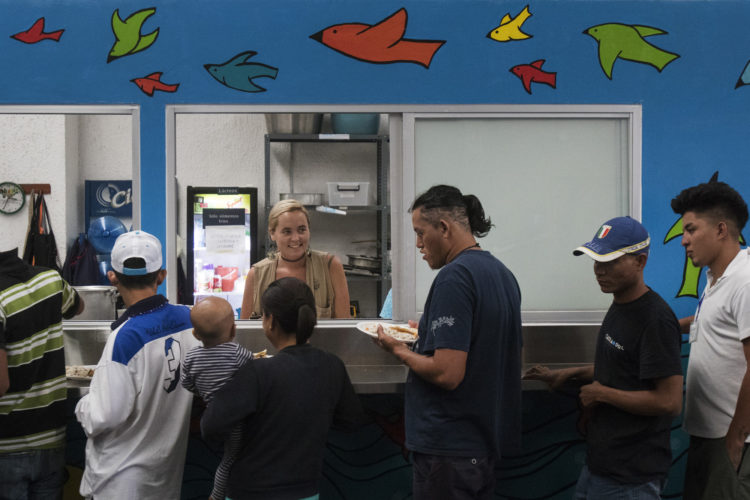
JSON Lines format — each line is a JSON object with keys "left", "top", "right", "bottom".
{"left": 240, "top": 199, "right": 350, "bottom": 319}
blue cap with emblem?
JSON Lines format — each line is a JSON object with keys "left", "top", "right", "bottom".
{"left": 573, "top": 216, "right": 650, "bottom": 262}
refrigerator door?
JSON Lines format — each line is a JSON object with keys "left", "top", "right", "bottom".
{"left": 186, "top": 187, "right": 258, "bottom": 315}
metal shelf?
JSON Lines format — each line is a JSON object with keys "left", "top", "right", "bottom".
{"left": 264, "top": 133, "right": 390, "bottom": 310}
{"left": 267, "top": 133, "right": 385, "bottom": 143}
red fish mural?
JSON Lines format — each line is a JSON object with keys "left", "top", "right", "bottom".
{"left": 11, "top": 17, "right": 64, "bottom": 44}
{"left": 510, "top": 59, "right": 557, "bottom": 94}
{"left": 310, "top": 8, "right": 446, "bottom": 68}
{"left": 131, "top": 72, "right": 179, "bottom": 96}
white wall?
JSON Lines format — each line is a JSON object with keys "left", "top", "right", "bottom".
{"left": 0, "top": 113, "right": 132, "bottom": 262}
{"left": 0, "top": 115, "right": 67, "bottom": 258}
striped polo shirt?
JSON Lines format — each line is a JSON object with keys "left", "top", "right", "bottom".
{"left": 0, "top": 250, "right": 79, "bottom": 453}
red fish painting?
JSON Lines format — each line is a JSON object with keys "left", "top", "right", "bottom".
{"left": 11, "top": 17, "right": 64, "bottom": 44}
{"left": 131, "top": 72, "right": 179, "bottom": 96}
{"left": 310, "top": 8, "right": 446, "bottom": 68}
{"left": 510, "top": 59, "right": 557, "bottom": 94}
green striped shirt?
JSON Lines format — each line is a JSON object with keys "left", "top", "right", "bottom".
{"left": 0, "top": 256, "right": 78, "bottom": 453}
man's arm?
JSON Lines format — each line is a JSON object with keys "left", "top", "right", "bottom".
{"left": 726, "top": 338, "right": 750, "bottom": 470}
{"left": 523, "top": 364, "right": 594, "bottom": 390}
{"left": 0, "top": 349, "right": 8, "bottom": 397}
{"left": 75, "top": 361, "right": 137, "bottom": 437}
{"left": 376, "top": 327, "right": 467, "bottom": 390}
{"left": 678, "top": 315, "right": 694, "bottom": 334}
{"left": 579, "top": 374, "right": 683, "bottom": 416}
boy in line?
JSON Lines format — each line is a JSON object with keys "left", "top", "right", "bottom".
{"left": 76, "top": 231, "right": 199, "bottom": 499}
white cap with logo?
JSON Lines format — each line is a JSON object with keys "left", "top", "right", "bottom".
{"left": 110, "top": 230, "right": 162, "bottom": 276}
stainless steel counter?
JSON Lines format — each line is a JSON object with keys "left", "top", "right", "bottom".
{"left": 63, "top": 320, "right": 600, "bottom": 394}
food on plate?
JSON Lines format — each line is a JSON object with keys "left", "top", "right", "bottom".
{"left": 66, "top": 365, "right": 95, "bottom": 378}
{"left": 361, "top": 322, "right": 418, "bottom": 343}
{"left": 253, "top": 349, "right": 268, "bottom": 359}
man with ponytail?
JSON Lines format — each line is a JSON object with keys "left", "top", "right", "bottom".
{"left": 201, "top": 277, "right": 364, "bottom": 500}
{"left": 376, "top": 184, "right": 523, "bottom": 500}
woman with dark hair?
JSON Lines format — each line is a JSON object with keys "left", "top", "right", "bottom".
{"left": 201, "top": 277, "right": 363, "bottom": 500}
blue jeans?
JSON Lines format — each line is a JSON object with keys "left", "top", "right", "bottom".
{"left": 574, "top": 464, "right": 665, "bottom": 500}
{"left": 0, "top": 447, "right": 67, "bottom": 500}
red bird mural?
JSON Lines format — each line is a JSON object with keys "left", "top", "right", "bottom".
{"left": 510, "top": 59, "right": 557, "bottom": 94}
{"left": 310, "top": 8, "right": 446, "bottom": 68}
{"left": 11, "top": 17, "right": 64, "bottom": 44}
{"left": 131, "top": 72, "right": 179, "bottom": 96}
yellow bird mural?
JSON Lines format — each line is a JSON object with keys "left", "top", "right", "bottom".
{"left": 487, "top": 5, "right": 532, "bottom": 42}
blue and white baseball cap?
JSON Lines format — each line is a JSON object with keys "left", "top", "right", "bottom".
{"left": 573, "top": 216, "right": 650, "bottom": 262}
{"left": 111, "top": 230, "right": 162, "bottom": 275}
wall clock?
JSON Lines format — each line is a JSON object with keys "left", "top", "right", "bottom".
{"left": 0, "top": 182, "right": 26, "bottom": 215}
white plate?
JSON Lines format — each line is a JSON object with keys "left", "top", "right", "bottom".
{"left": 356, "top": 321, "right": 417, "bottom": 344}
{"left": 66, "top": 365, "right": 96, "bottom": 381}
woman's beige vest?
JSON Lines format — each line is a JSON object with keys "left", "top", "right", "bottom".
{"left": 251, "top": 250, "right": 335, "bottom": 318}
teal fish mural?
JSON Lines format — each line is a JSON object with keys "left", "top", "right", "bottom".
{"left": 583, "top": 23, "right": 679, "bottom": 79}
{"left": 664, "top": 172, "right": 745, "bottom": 298}
{"left": 108, "top": 7, "right": 159, "bottom": 63}
{"left": 736, "top": 60, "right": 750, "bottom": 88}
{"left": 204, "top": 51, "right": 278, "bottom": 93}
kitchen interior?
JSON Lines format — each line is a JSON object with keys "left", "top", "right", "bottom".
{"left": 175, "top": 111, "right": 390, "bottom": 319}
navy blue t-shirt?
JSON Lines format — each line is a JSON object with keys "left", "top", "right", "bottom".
{"left": 405, "top": 249, "right": 523, "bottom": 459}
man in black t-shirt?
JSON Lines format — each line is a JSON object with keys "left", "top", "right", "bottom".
{"left": 525, "top": 216, "right": 683, "bottom": 499}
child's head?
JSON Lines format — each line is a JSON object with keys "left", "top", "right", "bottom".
{"left": 190, "top": 296, "right": 236, "bottom": 347}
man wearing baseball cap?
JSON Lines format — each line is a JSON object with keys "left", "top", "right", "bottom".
{"left": 525, "top": 216, "right": 683, "bottom": 499}
{"left": 75, "top": 230, "right": 199, "bottom": 499}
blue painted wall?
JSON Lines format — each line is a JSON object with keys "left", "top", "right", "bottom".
{"left": 6, "top": 1, "right": 747, "bottom": 497}
{"left": 2, "top": 0, "right": 744, "bottom": 315}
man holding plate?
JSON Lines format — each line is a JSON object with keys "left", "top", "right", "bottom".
{"left": 375, "top": 185, "right": 523, "bottom": 500}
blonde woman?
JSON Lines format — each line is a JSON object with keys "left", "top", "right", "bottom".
{"left": 240, "top": 199, "right": 351, "bottom": 318}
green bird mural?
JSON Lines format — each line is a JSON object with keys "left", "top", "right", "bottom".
{"left": 583, "top": 23, "right": 679, "bottom": 79}
{"left": 108, "top": 7, "right": 159, "bottom": 63}
{"left": 664, "top": 172, "right": 745, "bottom": 298}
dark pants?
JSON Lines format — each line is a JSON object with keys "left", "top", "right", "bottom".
{"left": 684, "top": 435, "right": 750, "bottom": 500}
{"left": 0, "top": 447, "right": 67, "bottom": 500}
{"left": 412, "top": 452, "right": 495, "bottom": 500}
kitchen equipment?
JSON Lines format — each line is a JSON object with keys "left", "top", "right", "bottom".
{"left": 279, "top": 192, "right": 324, "bottom": 205}
{"left": 346, "top": 254, "right": 381, "bottom": 271}
{"left": 330, "top": 113, "right": 380, "bottom": 135}
{"left": 72, "top": 285, "right": 119, "bottom": 320}
{"left": 328, "top": 182, "right": 369, "bottom": 206}
{"left": 265, "top": 113, "right": 322, "bottom": 134}
{"left": 87, "top": 216, "right": 128, "bottom": 254}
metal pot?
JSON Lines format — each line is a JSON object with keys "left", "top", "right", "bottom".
{"left": 280, "top": 193, "right": 324, "bottom": 205}
{"left": 346, "top": 254, "right": 381, "bottom": 271}
{"left": 72, "top": 286, "right": 119, "bottom": 320}
{"left": 265, "top": 113, "right": 322, "bottom": 134}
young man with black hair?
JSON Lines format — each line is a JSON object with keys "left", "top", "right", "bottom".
{"left": 671, "top": 181, "right": 750, "bottom": 499}
{"left": 75, "top": 231, "right": 199, "bottom": 499}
